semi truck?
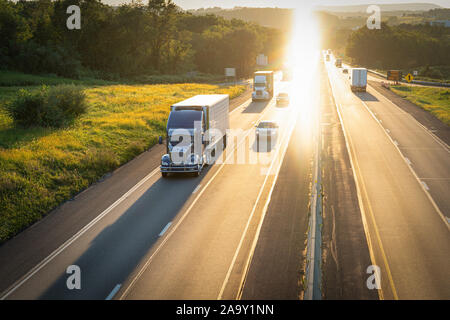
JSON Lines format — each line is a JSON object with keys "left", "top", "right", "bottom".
{"left": 160, "top": 94, "right": 230, "bottom": 177}
{"left": 252, "top": 71, "right": 274, "bottom": 101}
{"left": 350, "top": 68, "right": 367, "bottom": 92}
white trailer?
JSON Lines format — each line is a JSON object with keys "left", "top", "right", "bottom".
{"left": 160, "top": 94, "right": 230, "bottom": 177}
{"left": 351, "top": 68, "right": 367, "bottom": 92}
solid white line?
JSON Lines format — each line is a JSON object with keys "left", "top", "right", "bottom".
{"left": 405, "top": 157, "right": 411, "bottom": 165}
{"left": 222, "top": 104, "right": 298, "bottom": 300}
{"left": 369, "top": 85, "right": 450, "bottom": 153}
{"left": 192, "top": 184, "right": 202, "bottom": 194}
{"left": 159, "top": 222, "right": 172, "bottom": 237}
{"left": 358, "top": 99, "right": 449, "bottom": 229}
{"left": 0, "top": 166, "right": 160, "bottom": 300}
{"left": 119, "top": 98, "right": 277, "bottom": 300}
{"left": 105, "top": 284, "right": 121, "bottom": 300}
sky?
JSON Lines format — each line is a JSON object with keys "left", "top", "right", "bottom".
{"left": 170, "top": 0, "right": 450, "bottom": 10}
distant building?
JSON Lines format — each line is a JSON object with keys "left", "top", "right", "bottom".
{"left": 430, "top": 20, "right": 450, "bottom": 27}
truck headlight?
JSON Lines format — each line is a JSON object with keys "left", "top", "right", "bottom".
{"left": 161, "top": 154, "right": 170, "bottom": 166}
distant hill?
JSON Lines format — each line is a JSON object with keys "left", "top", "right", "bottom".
{"left": 316, "top": 3, "right": 441, "bottom": 13}
{"left": 188, "top": 4, "right": 443, "bottom": 31}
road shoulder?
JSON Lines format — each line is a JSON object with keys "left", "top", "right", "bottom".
{"left": 322, "top": 67, "right": 378, "bottom": 300}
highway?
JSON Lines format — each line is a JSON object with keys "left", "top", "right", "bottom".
{"left": 0, "top": 73, "right": 315, "bottom": 299}
{"left": 327, "top": 58, "right": 450, "bottom": 299}
{"left": 0, "top": 54, "right": 449, "bottom": 300}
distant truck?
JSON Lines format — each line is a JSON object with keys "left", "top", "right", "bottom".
{"left": 335, "top": 58, "right": 342, "bottom": 68}
{"left": 252, "top": 71, "right": 274, "bottom": 101}
{"left": 160, "top": 95, "right": 229, "bottom": 177}
{"left": 350, "top": 68, "right": 367, "bottom": 92}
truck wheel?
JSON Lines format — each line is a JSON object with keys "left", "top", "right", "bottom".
{"left": 162, "top": 172, "right": 168, "bottom": 178}
{"left": 223, "top": 135, "right": 227, "bottom": 149}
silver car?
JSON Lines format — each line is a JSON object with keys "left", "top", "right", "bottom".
{"left": 255, "top": 120, "right": 279, "bottom": 151}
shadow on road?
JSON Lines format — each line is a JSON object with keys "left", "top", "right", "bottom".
{"left": 355, "top": 92, "right": 378, "bottom": 102}
{"left": 242, "top": 100, "right": 271, "bottom": 114}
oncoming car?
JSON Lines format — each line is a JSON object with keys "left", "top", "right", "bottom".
{"left": 255, "top": 120, "right": 279, "bottom": 151}
{"left": 342, "top": 68, "right": 348, "bottom": 74}
{"left": 276, "top": 92, "right": 290, "bottom": 107}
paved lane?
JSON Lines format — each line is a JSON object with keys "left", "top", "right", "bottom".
{"left": 120, "top": 81, "right": 299, "bottom": 299}
{"left": 326, "top": 60, "right": 450, "bottom": 299}
{"left": 1, "top": 81, "right": 296, "bottom": 299}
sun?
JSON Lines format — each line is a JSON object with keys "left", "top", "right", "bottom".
{"left": 284, "top": 4, "right": 320, "bottom": 123}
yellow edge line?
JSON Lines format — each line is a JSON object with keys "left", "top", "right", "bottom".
{"left": 326, "top": 64, "right": 398, "bottom": 300}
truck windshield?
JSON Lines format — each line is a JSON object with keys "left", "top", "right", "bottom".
{"left": 254, "top": 76, "right": 266, "bottom": 86}
{"left": 167, "top": 110, "right": 202, "bottom": 129}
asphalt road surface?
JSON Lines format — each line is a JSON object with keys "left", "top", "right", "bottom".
{"left": 0, "top": 75, "right": 309, "bottom": 299}
{"left": 327, "top": 58, "right": 450, "bottom": 299}
{"left": 1, "top": 56, "right": 448, "bottom": 300}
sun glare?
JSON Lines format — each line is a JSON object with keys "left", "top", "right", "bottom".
{"left": 285, "top": 5, "right": 320, "bottom": 125}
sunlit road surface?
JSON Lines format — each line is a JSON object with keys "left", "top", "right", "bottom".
{"left": 326, "top": 59, "right": 450, "bottom": 299}
{"left": 120, "top": 79, "right": 311, "bottom": 299}
{"left": 0, "top": 74, "right": 311, "bottom": 299}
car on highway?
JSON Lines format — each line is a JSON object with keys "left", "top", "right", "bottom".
{"left": 342, "top": 68, "right": 348, "bottom": 74}
{"left": 255, "top": 120, "right": 279, "bottom": 151}
{"left": 276, "top": 92, "right": 290, "bottom": 107}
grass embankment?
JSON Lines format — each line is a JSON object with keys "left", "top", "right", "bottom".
{"left": 0, "top": 73, "right": 245, "bottom": 243}
{"left": 390, "top": 85, "right": 450, "bottom": 126}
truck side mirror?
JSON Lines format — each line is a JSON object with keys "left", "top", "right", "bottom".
{"left": 158, "top": 136, "right": 163, "bottom": 144}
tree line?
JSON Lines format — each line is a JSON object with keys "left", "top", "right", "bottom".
{"left": 345, "top": 22, "right": 450, "bottom": 70}
{"left": 0, "top": 0, "right": 285, "bottom": 79}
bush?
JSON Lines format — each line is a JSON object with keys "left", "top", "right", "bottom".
{"left": 7, "top": 85, "right": 87, "bottom": 127}
{"left": 48, "top": 85, "right": 87, "bottom": 118}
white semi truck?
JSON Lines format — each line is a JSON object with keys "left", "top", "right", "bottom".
{"left": 350, "top": 68, "right": 367, "bottom": 92}
{"left": 160, "top": 95, "right": 230, "bottom": 177}
{"left": 252, "top": 71, "right": 274, "bottom": 101}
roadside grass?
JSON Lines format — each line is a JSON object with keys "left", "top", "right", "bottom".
{"left": 0, "top": 81, "right": 245, "bottom": 243}
{"left": 390, "top": 85, "right": 450, "bottom": 126}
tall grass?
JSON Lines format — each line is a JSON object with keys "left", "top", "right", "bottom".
{"left": 0, "top": 82, "right": 246, "bottom": 243}
{"left": 390, "top": 85, "right": 450, "bottom": 126}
